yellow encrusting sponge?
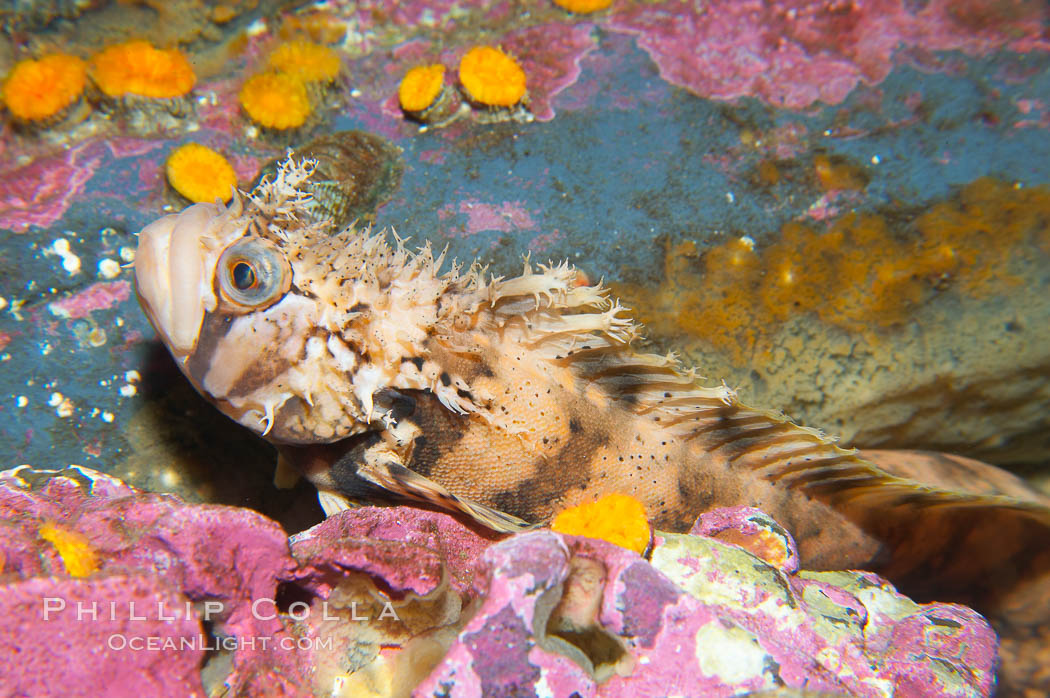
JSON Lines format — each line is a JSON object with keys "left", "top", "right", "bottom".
{"left": 39, "top": 521, "right": 98, "bottom": 578}
{"left": 552, "top": 493, "right": 651, "bottom": 554}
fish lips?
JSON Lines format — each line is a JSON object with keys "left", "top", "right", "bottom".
{"left": 134, "top": 200, "right": 245, "bottom": 357}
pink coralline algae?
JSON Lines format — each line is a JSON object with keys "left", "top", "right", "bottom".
{"left": 605, "top": 0, "right": 1050, "bottom": 109}
{"left": 48, "top": 281, "right": 132, "bottom": 320}
{"left": 0, "top": 465, "right": 303, "bottom": 697}
{"left": 0, "top": 142, "right": 102, "bottom": 232}
{"left": 0, "top": 467, "right": 998, "bottom": 697}
{"left": 499, "top": 22, "right": 598, "bottom": 121}
{"left": 441, "top": 198, "right": 538, "bottom": 236}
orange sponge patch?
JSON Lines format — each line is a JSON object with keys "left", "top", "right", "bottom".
{"left": 399, "top": 64, "right": 446, "bottom": 113}
{"left": 239, "top": 72, "right": 311, "bottom": 129}
{"left": 552, "top": 493, "right": 651, "bottom": 554}
{"left": 166, "top": 143, "right": 237, "bottom": 203}
{"left": 3, "top": 53, "right": 87, "bottom": 122}
{"left": 91, "top": 40, "right": 196, "bottom": 99}
{"left": 458, "top": 46, "right": 526, "bottom": 107}
{"left": 267, "top": 40, "right": 341, "bottom": 83}
{"left": 39, "top": 521, "right": 98, "bottom": 578}
{"left": 553, "top": 0, "right": 614, "bottom": 13}
{"left": 614, "top": 178, "right": 1050, "bottom": 361}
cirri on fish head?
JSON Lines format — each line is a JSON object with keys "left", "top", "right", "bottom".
{"left": 134, "top": 158, "right": 452, "bottom": 444}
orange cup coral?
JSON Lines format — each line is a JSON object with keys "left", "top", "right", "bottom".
{"left": 552, "top": 493, "right": 651, "bottom": 554}
{"left": 399, "top": 64, "right": 446, "bottom": 113}
{"left": 267, "top": 40, "right": 341, "bottom": 83}
{"left": 458, "top": 46, "right": 526, "bottom": 107}
{"left": 239, "top": 72, "right": 311, "bottom": 129}
{"left": 166, "top": 143, "right": 238, "bottom": 203}
{"left": 2, "top": 53, "right": 87, "bottom": 122}
{"left": 552, "top": 0, "right": 614, "bottom": 12}
{"left": 90, "top": 40, "right": 196, "bottom": 99}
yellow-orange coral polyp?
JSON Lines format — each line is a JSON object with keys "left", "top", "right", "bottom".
{"left": 552, "top": 0, "right": 614, "bottom": 13}
{"left": 91, "top": 40, "right": 196, "bottom": 99}
{"left": 239, "top": 72, "right": 311, "bottom": 129}
{"left": 267, "top": 40, "right": 341, "bottom": 83}
{"left": 551, "top": 493, "right": 651, "bottom": 554}
{"left": 2, "top": 53, "right": 87, "bottom": 122}
{"left": 399, "top": 64, "right": 446, "bottom": 112}
{"left": 166, "top": 143, "right": 238, "bottom": 204}
{"left": 458, "top": 46, "right": 526, "bottom": 107}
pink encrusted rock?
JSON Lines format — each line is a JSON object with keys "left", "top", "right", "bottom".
{"left": 605, "top": 0, "right": 1050, "bottom": 109}
{"left": 0, "top": 466, "right": 999, "bottom": 697}
{"left": 0, "top": 575, "right": 206, "bottom": 698}
{"left": 418, "top": 511, "right": 998, "bottom": 697}
{"left": 0, "top": 141, "right": 102, "bottom": 232}
{"left": 289, "top": 504, "right": 499, "bottom": 597}
{"left": 0, "top": 465, "right": 308, "bottom": 698}
{"left": 689, "top": 504, "right": 800, "bottom": 574}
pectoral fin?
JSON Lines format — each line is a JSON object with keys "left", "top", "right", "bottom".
{"left": 356, "top": 451, "right": 535, "bottom": 533}
{"left": 317, "top": 489, "right": 356, "bottom": 516}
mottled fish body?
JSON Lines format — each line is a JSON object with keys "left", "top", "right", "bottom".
{"left": 135, "top": 157, "right": 1050, "bottom": 627}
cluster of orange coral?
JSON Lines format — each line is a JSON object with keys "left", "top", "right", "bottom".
{"left": 239, "top": 40, "right": 340, "bottom": 130}
{"left": 398, "top": 45, "right": 527, "bottom": 123}
{"left": 615, "top": 178, "right": 1050, "bottom": 361}
{"left": 2, "top": 40, "right": 195, "bottom": 125}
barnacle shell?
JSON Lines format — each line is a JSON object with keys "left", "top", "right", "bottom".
{"left": 253, "top": 130, "right": 404, "bottom": 228}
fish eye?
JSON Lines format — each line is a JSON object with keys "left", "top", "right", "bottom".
{"left": 217, "top": 238, "right": 290, "bottom": 309}
{"left": 231, "top": 261, "right": 256, "bottom": 290}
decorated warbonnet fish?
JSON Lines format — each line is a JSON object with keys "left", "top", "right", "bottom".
{"left": 135, "top": 156, "right": 1050, "bottom": 627}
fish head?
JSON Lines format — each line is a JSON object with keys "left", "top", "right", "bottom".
{"left": 134, "top": 159, "right": 418, "bottom": 444}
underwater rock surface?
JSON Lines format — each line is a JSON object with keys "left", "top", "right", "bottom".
{"left": 0, "top": 466, "right": 997, "bottom": 697}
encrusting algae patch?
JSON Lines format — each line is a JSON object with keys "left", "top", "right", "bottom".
{"left": 39, "top": 521, "right": 98, "bottom": 578}
{"left": 615, "top": 177, "right": 1050, "bottom": 364}
{"left": 552, "top": 493, "right": 651, "bottom": 554}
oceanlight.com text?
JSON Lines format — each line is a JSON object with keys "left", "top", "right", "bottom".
{"left": 106, "top": 634, "right": 334, "bottom": 652}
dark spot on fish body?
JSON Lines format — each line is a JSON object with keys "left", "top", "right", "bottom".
{"left": 326, "top": 433, "right": 395, "bottom": 500}
{"left": 186, "top": 311, "right": 235, "bottom": 383}
{"left": 439, "top": 371, "right": 452, "bottom": 386}
{"left": 373, "top": 387, "right": 417, "bottom": 421}
{"left": 492, "top": 420, "right": 608, "bottom": 522}
{"left": 348, "top": 302, "right": 369, "bottom": 313}
{"left": 397, "top": 391, "right": 469, "bottom": 478}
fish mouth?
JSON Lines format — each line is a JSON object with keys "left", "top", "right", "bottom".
{"left": 134, "top": 200, "right": 246, "bottom": 357}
